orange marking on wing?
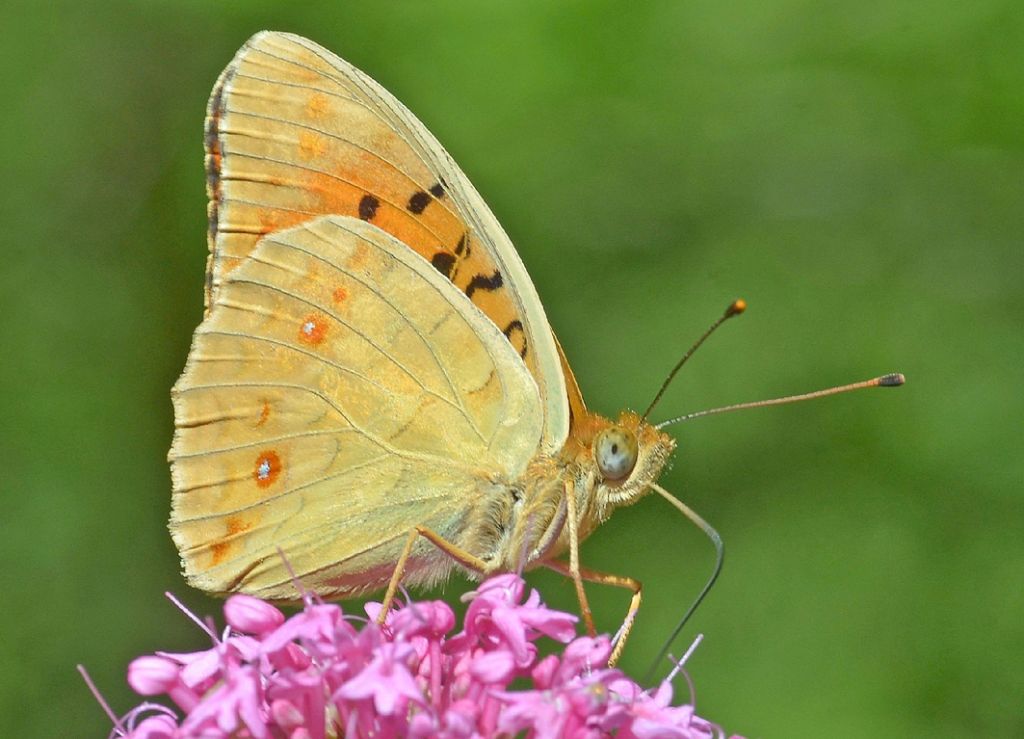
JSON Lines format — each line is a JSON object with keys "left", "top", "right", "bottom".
{"left": 296, "top": 169, "right": 362, "bottom": 222}
{"left": 208, "top": 151, "right": 222, "bottom": 191}
{"left": 304, "top": 262, "right": 321, "bottom": 284}
{"left": 210, "top": 516, "right": 253, "bottom": 566}
{"left": 303, "top": 154, "right": 457, "bottom": 251}
{"left": 347, "top": 241, "right": 370, "bottom": 270}
{"left": 253, "top": 450, "right": 282, "bottom": 488}
{"left": 205, "top": 97, "right": 224, "bottom": 202}
{"left": 305, "top": 92, "right": 330, "bottom": 120}
{"left": 246, "top": 152, "right": 468, "bottom": 262}
{"left": 255, "top": 401, "right": 271, "bottom": 427}
{"left": 332, "top": 286, "right": 348, "bottom": 304}
{"left": 298, "top": 130, "right": 328, "bottom": 160}
{"left": 297, "top": 314, "right": 329, "bottom": 345}
{"left": 293, "top": 65, "right": 321, "bottom": 84}
{"left": 374, "top": 205, "right": 445, "bottom": 250}
{"left": 257, "top": 208, "right": 307, "bottom": 235}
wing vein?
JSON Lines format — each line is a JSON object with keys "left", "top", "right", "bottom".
{"left": 292, "top": 223, "right": 476, "bottom": 424}
{"left": 175, "top": 379, "right": 477, "bottom": 472}
{"left": 172, "top": 427, "right": 356, "bottom": 459}
{"left": 217, "top": 151, "right": 451, "bottom": 247}
{"left": 175, "top": 453, "right": 393, "bottom": 523}
{"left": 321, "top": 218, "right": 502, "bottom": 441}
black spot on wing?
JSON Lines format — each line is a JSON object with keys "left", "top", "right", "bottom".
{"left": 408, "top": 182, "right": 447, "bottom": 214}
{"left": 407, "top": 190, "right": 431, "bottom": 214}
{"left": 465, "top": 270, "right": 503, "bottom": 299}
{"left": 358, "top": 194, "right": 379, "bottom": 221}
{"left": 502, "top": 319, "right": 528, "bottom": 359}
{"left": 430, "top": 234, "right": 470, "bottom": 282}
{"left": 502, "top": 319, "right": 523, "bottom": 338}
{"left": 431, "top": 252, "right": 456, "bottom": 279}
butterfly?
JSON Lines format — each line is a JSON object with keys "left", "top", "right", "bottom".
{"left": 171, "top": 31, "right": 853, "bottom": 665}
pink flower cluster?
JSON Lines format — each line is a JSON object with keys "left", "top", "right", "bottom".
{"left": 106, "top": 574, "right": 739, "bottom": 738}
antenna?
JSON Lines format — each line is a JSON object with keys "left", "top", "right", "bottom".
{"left": 655, "top": 373, "right": 906, "bottom": 429}
{"left": 642, "top": 372, "right": 905, "bottom": 683}
{"left": 641, "top": 299, "right": 747, "bottom": 421}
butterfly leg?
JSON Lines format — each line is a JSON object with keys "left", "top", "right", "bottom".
{"left": 561, "top": 480, "right": 597, "bottom": 638}
{"left": 542, "top": 559, "right": 642, "bottom": 667}
{"left": 377, "top": 525, "right": 489, "bottom": 626}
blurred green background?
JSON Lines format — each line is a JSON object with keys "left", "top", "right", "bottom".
{"left": 3, "top": 0, "right": 1021, "bottom": 736}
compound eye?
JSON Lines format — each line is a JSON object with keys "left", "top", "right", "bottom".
{"left": 594, "top": 426, "right": 639, "bottom": 481}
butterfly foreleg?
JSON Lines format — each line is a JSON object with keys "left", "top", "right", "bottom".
{"left": 378, "top": 525, "right": 490, "bottom": 625}
{"left": 542, "top": 558, "right": 642, "bottom": 667}
{"left": 555, "top": 480, "right": 598, "bottom": 638}
{"left": 528, "top": 493, "right": 568, "bottom": 565}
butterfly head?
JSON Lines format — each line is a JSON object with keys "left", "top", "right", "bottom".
{"left": 587, "top": 410, "right": 676, "bottom": 513}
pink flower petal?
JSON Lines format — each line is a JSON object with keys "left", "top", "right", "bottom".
{"left": 127, "top": 656, "right": 179, "bottom": 695}
{"left": 468, "top": 649, "right": 515, "bottom": 683}
{"left": 224, "top": 594, "right": 285, "bottom": 635}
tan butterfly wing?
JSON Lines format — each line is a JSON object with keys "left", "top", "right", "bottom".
{"left": 553, "top": 333, "right": 588, "bottom": 430}
{"left": 204, "top": 31, "right": 568, "bottom": 452}
{"left": 169, "top": 215, "right": 543, "bottom": 599}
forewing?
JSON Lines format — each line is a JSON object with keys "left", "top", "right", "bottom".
{"left": 170, "top": 215, "right": 543, "bottom": 599}
{"left": 205, "top": 31, "right": 568, "bottom": 450}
